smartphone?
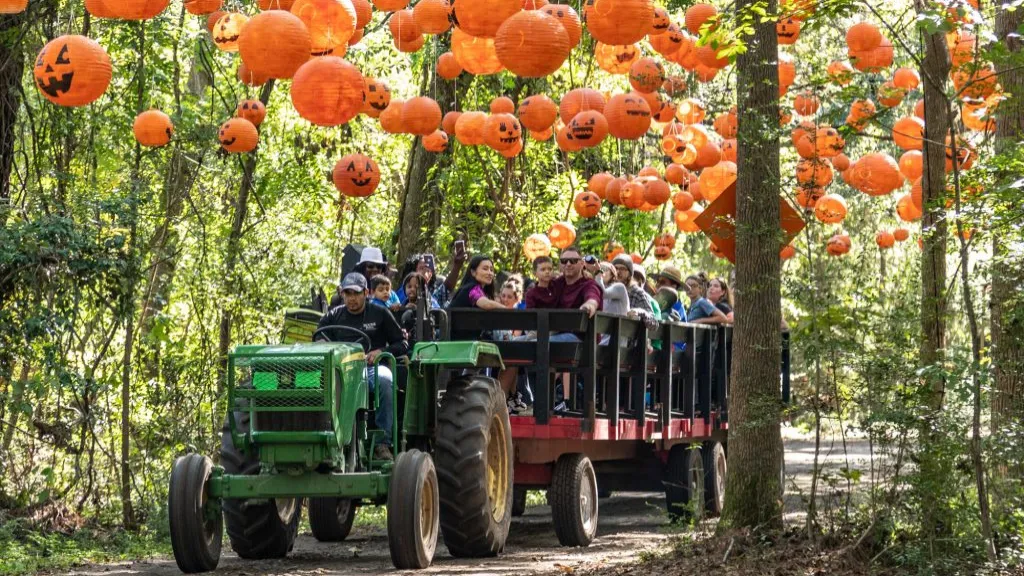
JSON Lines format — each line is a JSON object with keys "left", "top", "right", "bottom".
{"left": 423, "top": 253, "right": 435, "bottom": 273}
{"left": 454, "top": 239, "right": 466, "bottom": 257}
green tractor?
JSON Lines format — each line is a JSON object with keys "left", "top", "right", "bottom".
{"left": 168, "top": 307, "right": 512, "bottom": 571}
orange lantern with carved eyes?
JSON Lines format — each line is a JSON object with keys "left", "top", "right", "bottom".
{"left": 451, "top": 28, "right": 503, "bottom": 75}
{"left": 548, "top": 221, "right": 577, "bottom": 250}
{"left": 361, "top": 78, "right": 391, "bottom": 118}
{"left": 239, "top": 10, "right": 312, "bottom": 79}
{"left": 211, "top": 12, "right": 247, "bottom": 52}
{"left": 559, "top": 88, "right": 605, "bottom": 123}
{"left": 619, "top": 180, "right": 646, "bottom": 209}
{"left": 567, "top": 110, "right": 608, "bottom": 148}
{"left": 777, "top": 17, "right": 800, "bottom": 44}
{"left": 495, "top": 10, "right": 571, "bottom": 77}
{"left": 183, "top": 0, "right": 221, "bottom": 15}
{"left": 584, "top": 0, "right": 654, "bottom": 45}
{"left": 524, "top": 233, "right": 553, "bottom": 260}
{"left": 595, "top": 43, "right": 639, "bottom": 75}
{"left": 218, "top": 118, "right": 259, "bottom": 153}
{"left": 651, "top": 23, "right": 686, "bottom": 57}
{"left": 33, "top": 35, "right": 112, "bottom": 107}
{"left": 333, "top": 153, "right": 381, "bottom": 197}
{"left": 484, "top": 113, "right": 523, "bottom": 151}
{"left": 541, "top": 3, "right": 581, "bottom": 47}
{"left": 291, "top": 0, "right": 357, "bottom": 55}
{"left": 628, "top": 57, "right": 665, "bottom": 93}
{"left": 518, "top": 94, "right": 558, "bottom": 131}
{"left": 422, "top": 130, "right": 449, "bottom": 153}
{"left": 604, "top": 92, "right": 651, "bottom": 140}
{"left": 455, "top": 0, "right": 520, "bottom": 38}
{"left": 133, "top": 110, "right": 174, "bottom": 147}
{"left": 236, "top": 99, "right": 268, "bottom": 126}
{"left": 413, "top": 0, "right": 452, "bottom": 34}
{"left": 454, "top": 111, "right": 487, "bottom": 145}
{"left": 574, "top": 191, "right": 603, "bottom": 217}
{"left": 685, "top": 2, "right": 716, "bottom": 34}
{"left": 814, "top": 193, "right": 847, "bottom": 224}
{"left": 291, "top": 57, "right": 364, "bottom": 126}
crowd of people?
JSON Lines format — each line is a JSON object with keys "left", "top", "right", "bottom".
{"left": 316, "top": 243, "right": 736, "bottom": 459}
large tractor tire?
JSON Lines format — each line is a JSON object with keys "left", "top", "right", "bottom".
{"left": 664, "top": 443, "right": 704, "bottom": 522}
{"left": 387, "top": 449, "right": 440, "bottom": 569}
{"left": 220, "top": 414, "right": 302, "bottom": 560}
{"left": 309, "top": 498, "right": 356, "bottom": 542}
{"left": 435, "top": 376, "right": 513, "bottom": 558}
{"left": 169, "top": 454, "right": 222, "bottom": 573}
{"left": 702, "top": 441, "right": 727, "bottom": 517}
{"left": 550, "top": 454, "right": 599, "bottom": 547}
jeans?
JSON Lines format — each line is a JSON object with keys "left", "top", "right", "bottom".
{"left": 511, "top": 332, "right": 582, "bottom": 343}
{"left": 366, "top": 366, "right": 393, "bottom": 447}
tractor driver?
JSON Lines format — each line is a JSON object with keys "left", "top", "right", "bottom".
{"left": 317, "top": 272, "right": 409, "bottom": 461}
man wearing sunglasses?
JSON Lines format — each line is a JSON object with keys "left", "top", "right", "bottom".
{"left": 550, "top": 246, "right": 602, "bottom": 319}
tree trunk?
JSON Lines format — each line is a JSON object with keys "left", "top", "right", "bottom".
{"left": 720, "top": 0, "right": 784, "bottom": 531}
{"left": 218, "top": 81, "right": 275, "bottom": 395}
{"left": 0, "top": 11, "right": 24, "bottom": 226}
{"left": 991, "top": 1, "right": 1024, "bottom": 523}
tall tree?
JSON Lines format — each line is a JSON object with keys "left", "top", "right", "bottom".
{"left": 991, "top": 0, "right": 1024, "bottom": 519}
{"left": 721, "top": 0, "right": 785, "bottom": 530}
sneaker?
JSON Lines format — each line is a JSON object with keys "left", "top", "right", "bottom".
{"left": 507, "top": 392, "right": 527, "bottom": 415}
{"left": 553, "top": 400, "right": 568, "bottom": 415}
{"left": 374, "top": 444, "right": 394, "bottom": 461}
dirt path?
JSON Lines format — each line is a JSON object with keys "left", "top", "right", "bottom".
{"left": 64, "top": 435, "right": 874, "bottom": 576}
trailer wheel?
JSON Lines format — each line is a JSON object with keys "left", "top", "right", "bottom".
{"left": 220, "top": 414, "right": 302, "bottom": 559}
{"left": 309, "top": 497, "right": 356, "bottom": 542}
{"left": 169, "top": 454, "right": 222, "bottom": 573}
{"left": 702, "top": 442, "right": 727, "bottom": 517}
{"left": 665, "top": 444, "right": 704, "bottom": 522}
{"left": 388, "top": 449, "right": 440, "bottom": 569}
{"left": 512, "top": 487, "right": 527, "bottom": 517}
{"left": 435, "top": 376, "right": 513, "bottom": 558}
{"left": 550, "top": 454, "right": 599, "bottom": 547}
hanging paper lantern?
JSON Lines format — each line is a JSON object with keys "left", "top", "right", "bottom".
{"left": 133, "top": 110, "right": 174, "bottom": 147}
{"left": 388, "top": 8, "right": 421, "bottom": 44}
{"left": 604, "top": 92, "right": 651, "bottom": 140}
{"left": 584, "top": 0, "right": 654, "bottom": 45}
{"left": 239, "top": 10, "right": 312, "bottom": 79}
{"left": 850, "top": 152, "right": 904, "bottom": 196}
{"left": 650, "top": 23, "right": 686, "bottom": 57}
{"left": 828, "top": 60, "right": 855, "bottom": 85}
{"left": 893, "top": 67, "right": 920, "bottom": 90}
{"left": 814, "top": 125, "right": 845, "bottom": 158}
{"left": 893, "top": 228, "right": 911, "bottom": 242}
{"left": 947, "top": 30, "right": 976, "bottom": 68}
{"left": 379, "top": 100, "right": 405, "bottom": 133}
{"left": 350, "top": 0, "right": 371, "bottom": 27}
{"left": 393, "top": 31, "right": 425, "bottom": 53}
{"left": 333, "top": 153, "right": 381, "bottom": 197}
{"left": 628, "top": 57, "right": 665, "bottom": 93}
{"left": 796, "top": 158, "right": 833, "bottom": 187}
{"left": 567, "top": 110, "right": 608, "bottom": 148}
{"left": 236, "top": 99, "right": 268, "bottom": 126}
{"left": 776, "top": 16, "right": 800, "bottom": 44}
{"left": 814, "top": 193, "right": 847, "bottom": 224}
{"left": 211, "top": 12, "right": 248, "bottom": 52}
{"left": 104, "top": 0, "right": 170, "bottom": 19}
{"left": 455, "top": 0, "right": 521, "bottom": 38}
{"left": 953, "top": 64, "right": 999, "bottom": 99}
{"left": 360, "top": 77, "right": 391, "bottom": 118}
{"left": 850, "top": 37, "right": 893, "bottom": 73}
{"left": 442, "top": 111, "right": 462, "bottom": 134}
{"left": 675, "top": 98, "right": 705, "bottom": 124}
{"left": 684, "top": 2, "right": 716, "bottom": 34}
{"left": 826, "top": 234, "right": 851, "bottom": 256}
{"left": 795, "top": 185, "right": 824, "bottom": 209}
{"left": 831, "top": 152, "right": 851, "bottom": 172}
{"left": 539, "top": 3, "right": 581, "bottom": 47}
{"left": 483, "top": 113, "right": 523, "bottom": 151}
{"left": 845, "top": 21, "right": 881, "bottom": 52}
{"left": 33, "top": 35, "right": 112, "bottom": 107}
{"left": 291, "top": 0, "right": 357, "bottom": 55}
{"left": 793, "top": 91, "right": 819, "bottom": 116}
{"left": 618, "top": 180, "right": 645, "bottom": 209}
{"left": 574, "top": 191, "right": 603, "bottom": 218}
{"left": 495, "top": 10, "right": 571, "bottom": 77}
{"left": 183, "top": 0, "right": 222, "bottom": 15}
{"left": 218, "top": 118, "right": 259, "bottom": 153}
{"left": 876, "top": 230, "right": 896, "bottom": 249}
{"left": 454, "top": 111, "right": 488, "bottom": 145}
{"left": 643, "top": 178, "right": 671, "bottom": 205}
{"left": 897, "top": 193, "right": 922, "bottom": 222}
{"left": 548, "top": 221, "right": 577, "bottom": 250}
{"left": 559, "top": 88, "right": 605, "bottom": 125}
{"left": 413, "top": 0, "right": 452, "bottom": 34}
{"left": 373, "top": 0, "right": 408, "bottom": 8}
{"left": 422, "top": 130, "right": 449, "bottom": 152}
{"left": 588, "top": 173, "right": 613, "bottom": 197}
{"left": 713, "top": 111, "right": 737, "bottom": 139}
{"left": 291, "top": 57, "right": 364, "bottom": 126}
{"left": 437, "top": 52, "right": 464, "bottom": 79}
{"left": 892, "top": 116, "right": 925, "bottom": 151}
{"left": 523, "top": 233, "right": 552, "bottom": 260}
{"left": 205, "top": 10, "right": 226, "bottom": 31}
{"left": 698, "top": 161, "right": 737, "bottom": 203}
{"left": 518, "top": 94, "right": 558, "bottom": 131}
{"left": 402, "top": 96, "right": 442, "bottom": 136}
{"left": 85, "top": 0, "right": 118, "bottom": 17}
{"left": 595, "top": 43, "right": 639, "bottom": 74}
{"left": 451, "top": 28, "right": 503, "bottom": 75}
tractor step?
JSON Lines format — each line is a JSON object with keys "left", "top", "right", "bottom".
{"left": 210, "top": 469, "right": 391, "bottom": 501}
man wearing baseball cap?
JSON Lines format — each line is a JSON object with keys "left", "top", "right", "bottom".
{"left": 317, "top": 272, "right": 409, "bottom": 460}
{"left": 653, "top": 265, "right": 687, "bottom": 321}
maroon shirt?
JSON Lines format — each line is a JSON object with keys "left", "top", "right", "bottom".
{"left": 525, "top": 283, "right": 557, "bottom": 309}
{"left": 551, "top": 275, "right": 603, "bottom": 311}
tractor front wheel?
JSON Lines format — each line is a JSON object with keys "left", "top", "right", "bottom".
{"left": 435, "top": 376, "right": 513, "bottom": 558}
{"left": 169, "top": 454, "right": 222, "bottom": 573}
{"left": 309, "top": 497, "right": 356, "bottom": 542}
{"left": 387, "top": 449, "right": 440, "bottom": 569}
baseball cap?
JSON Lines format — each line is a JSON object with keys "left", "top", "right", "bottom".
{"left": 340, "top": 272, "right": 367, "bottom": 292}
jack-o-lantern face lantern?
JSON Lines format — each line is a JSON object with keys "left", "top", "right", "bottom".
{"left": 776, "top": 17, "right": 800, "bottom": 45}
{"left": 650, "top": 7, "right": 670, "bottom": 34}
{"left": 218, "top": 118, "right": 259, "bottom": 153}
{"left": 567, "top": 110, "right": 608, "bottom": 147}
{"left": 541, "top": 4, "right": 582, "bottom": 47}
{"left": 595, "top": 42, "right": 639, "bottom": 75}
{"left": 814, "top": 126, "right": 844, "bottom": 157}
{"left": 422, "top": 130, "right": 449, "bottom": 153}
{"left": 826, "top": 234, "right": 850, "bottom": 256}
{"left": 213, "top": 12, "right": 248, "bottom": 52}
{"left": 361, "top": 78, "right": 392, "bottom": 118}
{"left": 332, "top": 153, "right": 381, "bottom": 197}
{"left": 523, "top": 233, "right": 552, "bottom": 261}
{"left": 573, "top": 190, "right": 602, "bottom": 218}
{"left": 484, "top": 113, "right": 522, "bottom": 151}
{"left": 605, "top": 92, "right": 651, "bottom": 140}
{"left": 651, "top": 22, "right": 685, "bottom": 56}
{"left": 654, "top": 244, "right": 673, "bottom": 260}
{"left": 34, "top": 35, "right": 112, "bottom": 107}
{"left": 236, "top": 99, "right": 267, "bottom": 126}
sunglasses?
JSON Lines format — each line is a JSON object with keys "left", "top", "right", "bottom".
{"left": 560, "top": 258, "right": 581, "bottom": 265}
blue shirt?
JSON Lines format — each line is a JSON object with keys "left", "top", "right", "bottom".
{"left": 672, "top": 300, "right": 686, "bottom": 321}
{"left": 687, "top": 298, "right": 717, "bottom": 321}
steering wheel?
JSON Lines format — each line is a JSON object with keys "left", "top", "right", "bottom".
{"left": 313, "top": 325, "right": 372, "bottom": 352}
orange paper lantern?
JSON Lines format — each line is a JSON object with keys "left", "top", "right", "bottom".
{"left": 33, "top": 35, "right": 112, "bottom": 107}
{"left": 422, "top": 130, "right": 449, "bottom": 152}
{"left": 548, "top": 221, "right": 577, "bottom": 249}
{"left": 442, "top": 110, "right": 462, "bottom": 134}
{"left": 451, "top": 28, "right": 503, "bottom": 75}
{"left": 574, "top": 191, "right": 603, "bottom": 217}
{"left": 211, "top": 12, "right": 248, "bottom": 51}
{"left": 236, "top": 99, "right": 268, "bottom": 126}
{"left": 455, "top": 0, "right": 521, "bottom": 38}
{"left": 184, "top": 0, "right": 222, "bottom": 14}
{"left": 684, "top": 3, "right": 717, "bottom": 34}
{"left": 495, "top": 10, "right": 571, "bottom": 77}
{"left": 541, "top": 4, "right": 582, "bottom": 47}
{"left": 291, "top": 0, "right": 358, "bottom": 55}
{"left": 333, "top": 153, "right": 381, "bottom": 197}
{"left": 892, "top": 116, "right": 925, "bottom": 151}
{"left": 133, "top": 109, "right": 174, "bottom": 147}
{"left": 218, "top": 118, "right": 259, "bottom": 153}
{"left": 518, "top": 94, "right": 558, "bottom": 131}
{"left": 403, "top": 96, "right": 443, "bottom": 136}
{"left": 628, "top": 57, "right": 665, "bottom": 93}
{"left": 567, "top": 110, "right": 608, "bottom": 148}
{"left": 290, "top": 56, "right": 364, "bottom": 126}
{"left": 379, "top": 100, "right": 405, "bottom": 133}
{"left": 558, "top": 88, "right": 605, "bottom": 123}
{"left": 437, "top": 52, "right": 464, "bottom": 79}
{"left": 361, "top": 77, "right": 391, "bottom": 118}
{"left": 413, "top": 0, "right": 452, "bottom": 34}
{"left": 584, "top": 0, "right": 654, "bottom": 45}
{"left": 454, "top": 111, "right": 487, "bottom": 145}
{"left": 604, "top": 92, "right": 651, "bottom": 140}
{"left": 239, "top": 10, "right": 312, "bottom": 79}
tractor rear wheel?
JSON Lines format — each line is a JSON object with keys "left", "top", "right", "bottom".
{"left": 702, "top": 441, "right": 727, "bottom": 516}
{"left": 435, "top": 376, "right": 513, "bottom": 558}
{"left": 550, "top": 454, "right": 599, "bottom": 547}
{"left": 309, "top": 498, "right": 356, "bottom": 542}
{"left": 387, "top": 449, "right": 440, "bottom": 569}
{"left": 665, "top": 443, "right": 704, "bottom": 522}
{"left": 220, "top": 414, "right": 302, "bottom": 559}
{"left": 169, "top": 454, "right": 222, "bottom": 573}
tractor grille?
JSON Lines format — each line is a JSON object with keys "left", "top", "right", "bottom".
{"left": 231, "top": 354, "right": 330, "bottom": 412}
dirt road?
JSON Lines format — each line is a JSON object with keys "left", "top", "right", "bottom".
{"left": 65, "top": 435, "right": 874, "bottom": 576}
